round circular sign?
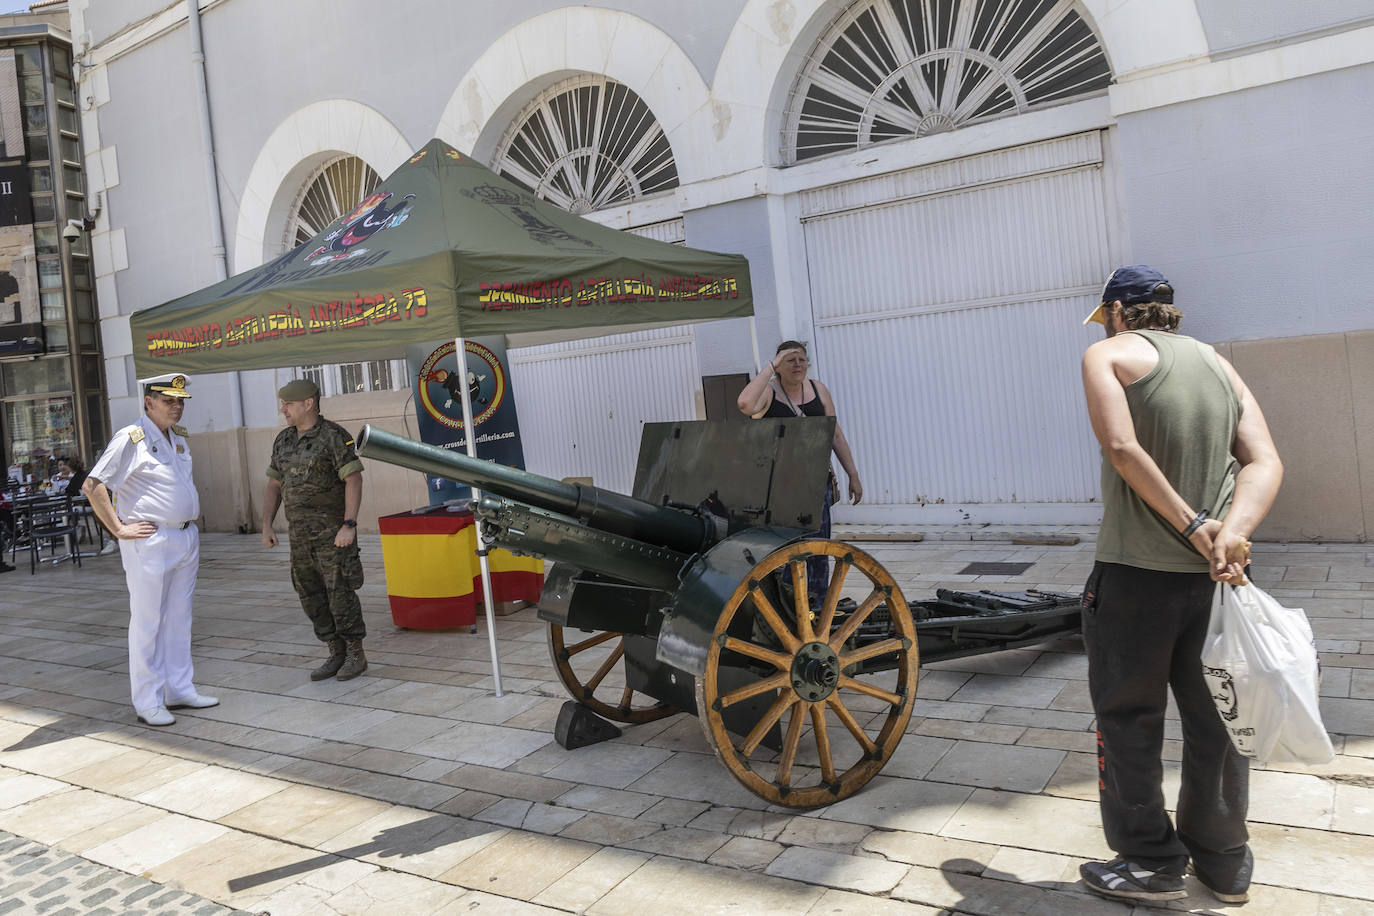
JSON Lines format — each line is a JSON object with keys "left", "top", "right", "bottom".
{"left": 416, "top": 340, "right": 506, "bottom": 430}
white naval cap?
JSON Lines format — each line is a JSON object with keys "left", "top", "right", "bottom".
{"left": 142, "top": 373, "right": 192, "bottom": 398}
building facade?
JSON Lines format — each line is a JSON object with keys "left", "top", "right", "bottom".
{"left": 0, "top": 4, "right": 107, "bottom": 491}
{"left": 70, "top": 0, "right": 1374, "bottom": 539}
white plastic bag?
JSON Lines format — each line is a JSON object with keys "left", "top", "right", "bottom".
{"left": 1200, "top": 583, "right": 1335, "bottom": 765}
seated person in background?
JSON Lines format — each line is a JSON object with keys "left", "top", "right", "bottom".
{"left": 66, "top": 456, "right": 88, "bottom": 495}
{"left": 45, "top": 457, "right": 78, "bottom": 495}
{"left": 55, "top": 454, "right": 97, "bottom": 549}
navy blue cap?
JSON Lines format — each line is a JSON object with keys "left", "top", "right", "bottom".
{"left": 1084, "top": 265, "right": 1173, "bottom": 324}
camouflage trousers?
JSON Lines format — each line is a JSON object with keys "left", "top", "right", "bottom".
{"left": 288, "top": 526, "right": 365, "bottom": 641}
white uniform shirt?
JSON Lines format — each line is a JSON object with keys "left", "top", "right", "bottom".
{"left": 90, "top": 414, "right": 199, "bottom": 525}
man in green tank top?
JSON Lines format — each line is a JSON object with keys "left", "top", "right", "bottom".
{"left": 1076, "top": 266, "right": 1283, "bottom": 905}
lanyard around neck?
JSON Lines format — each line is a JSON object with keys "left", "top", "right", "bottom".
{"left": 772, "top": 379, "right": 808, "bottom": 416}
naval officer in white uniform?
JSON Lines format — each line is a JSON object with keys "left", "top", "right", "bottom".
{"left": 84, "top": 373, "right": 218, "bottom": 726}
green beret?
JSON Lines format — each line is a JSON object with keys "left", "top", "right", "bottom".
{"left": 277, "top": 378, "right": 320, "bottom": 402}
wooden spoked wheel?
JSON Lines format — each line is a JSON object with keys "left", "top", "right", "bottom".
{"left": 694, "top": 539, "right": 918, "bottom": 808}
{"left": 548, "top": 625, "right": 677, "bottom": 724}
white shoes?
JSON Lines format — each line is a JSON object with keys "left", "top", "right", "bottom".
{"left": 166, "top": 692, "right": 219, "bottom": 709}
{"left": 136, "top": 691, "right": 218, "bottom": 724}
{"left": 98, "top": 540, "right": 118, "bottom": 556}
{"left": 136, "top": 706, "right": 175, "bottom": 726}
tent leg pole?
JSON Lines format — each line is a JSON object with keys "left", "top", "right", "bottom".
{"left": 456, "top": 335, "right": 504, "bottom": 698}
{"left": 749, "top": 316, "right": 761, "bottom": 375}
{"left": 476, "top": 552, "right": 502, "bottom": 697}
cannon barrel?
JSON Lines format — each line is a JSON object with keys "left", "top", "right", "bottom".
{"left": 356, "top": 425, "right": 711, "bottom": 554}
{"left": 475, "top": 495, "right": 687, "bottom": 591}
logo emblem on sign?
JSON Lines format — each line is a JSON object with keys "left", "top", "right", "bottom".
{"left": 416, "top": 340, "right": 507, "bottom": 431}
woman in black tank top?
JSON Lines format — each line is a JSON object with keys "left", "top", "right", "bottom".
{"left": 760, "top": 378, "right": 826, "bottom": 419}
{"left": 736, "top": 340, "right": 865, "bottom": 597}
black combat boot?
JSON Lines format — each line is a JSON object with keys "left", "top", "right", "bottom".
{"left": 310, "top": 638, "right": 346, "bottom": 681}
{"left": 336, "top": 639, "right": 368, "bottom": 681}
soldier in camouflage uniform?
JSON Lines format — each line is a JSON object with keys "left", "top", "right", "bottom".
{"left": 261, "top": 378, "right": 368, "bottom": 680}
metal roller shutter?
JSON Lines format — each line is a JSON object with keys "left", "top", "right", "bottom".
{"left": 800, "top": 133, "right": 1111, "bottom": 523}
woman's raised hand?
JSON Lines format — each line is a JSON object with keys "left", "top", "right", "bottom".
{"left": 773, "top": 347, "right": 807, "bottom": 372}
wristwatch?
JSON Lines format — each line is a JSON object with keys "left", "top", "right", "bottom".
{"left": 342, "top": 518, "right": 357, "bottom": 528}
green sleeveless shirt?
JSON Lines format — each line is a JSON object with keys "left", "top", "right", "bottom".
{"left": 1095, "top": 330, "right": 1241, "bottom": 573}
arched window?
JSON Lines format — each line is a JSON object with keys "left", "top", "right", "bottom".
{"left": 283, "top": 156, "right": 403, "bottom": 396}
{"left": 784, "top": 0, "right": 1111, "bottom": 163}
{"left": 492, "top": 74, "right": 678, "bottom": 214}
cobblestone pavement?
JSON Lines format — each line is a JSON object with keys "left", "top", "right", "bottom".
{"left": 0, "top": 829, "right": 252, "bottom": 915}
{"left": 0, "top": 530, "right": 1371, "bottom": 915}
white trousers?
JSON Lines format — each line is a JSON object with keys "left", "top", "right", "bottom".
{"left": 119, "top": 524, "right": 199, "bottom": 711}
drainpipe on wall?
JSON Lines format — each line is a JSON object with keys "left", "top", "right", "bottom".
{"left": 187, "top": 0, "right": 240, "bottom": 417}
{"left": 187, "top": 0, "right": 227, "bottom": 286}
{"left": 188, "top": 0, "right": 252, "bottom": 529}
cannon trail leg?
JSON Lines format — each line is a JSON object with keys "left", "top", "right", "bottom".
{"left": 694, "top": 540, "right": 919, "bottom": 808}
{"left": 548, "top": 625, "right": 677, "bottom": 724}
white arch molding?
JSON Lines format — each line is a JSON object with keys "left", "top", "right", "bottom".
{"left": 224, "top": 3, "right": 1218, "bottom": 269}
{"left": 233, "top": 100, "right": 413, "bottom": 274}
{"left": 436, "top": 2, "right": 1209, "bottom": 195}
{"left": 434, "top": 8, "right": 713, "bottom": 184}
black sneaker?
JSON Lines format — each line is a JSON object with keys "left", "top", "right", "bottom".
{"left": 1189, "top": 863, "right": 1250, "bottom": 904}
{"left": 1080, "top": 856, "right": 1187, "bottom": 902}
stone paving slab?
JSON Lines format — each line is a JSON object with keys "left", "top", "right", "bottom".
{"left": 0, "top": 531, "right": 1371, "bottom": 914}
{"left": 0, "top": 828, "right": 252, "bottom": 915}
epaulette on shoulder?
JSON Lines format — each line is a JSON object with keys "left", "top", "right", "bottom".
{"left": 171, "top": 424, "right": 189, "bottom": 436}
{"left": 125, "top": 425, "right": 145, "bottom": 444}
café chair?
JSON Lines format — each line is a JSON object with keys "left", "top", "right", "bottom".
{"left": 16, "top": 495, "right": 83, "bottom": 574}
{"left": 69, "top": 493, "right": 105, "bottom": 551}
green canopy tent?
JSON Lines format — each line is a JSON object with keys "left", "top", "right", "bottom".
{"left": 131, "top": 138, "right": 752, "bottom": 376}
{"left": 130, "top": 138, "right": 755, "bottom": 693}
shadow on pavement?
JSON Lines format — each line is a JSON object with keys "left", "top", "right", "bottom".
{"left": 3, "top": 716, "right": 102, "bottom": 752}
{"left": 939, "top": 857, "right": 1094, "bottom": 914}
{"left": 227, "top": 813, "right": 492, "bottom": 892}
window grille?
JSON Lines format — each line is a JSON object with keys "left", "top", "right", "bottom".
{"left": 783, "top": 0, "right": 1111, "bottom": 163}
{"left": 298, "top": 365, "right": 324, "bottom": 390}
{"left": 492, "top": 74, "right": 678, "bottom": 214}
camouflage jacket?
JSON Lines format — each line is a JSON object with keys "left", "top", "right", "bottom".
{"left": 267, "top": 417, "right": 364, "bottom": 532}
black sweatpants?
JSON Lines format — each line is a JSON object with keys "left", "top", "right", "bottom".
{"left": 1082, "top": 561, "right": 1251, "bottom": 888}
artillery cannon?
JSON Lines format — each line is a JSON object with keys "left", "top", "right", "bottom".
{"left": 356, "top": 420, "right": 1080, "bottom": 808}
